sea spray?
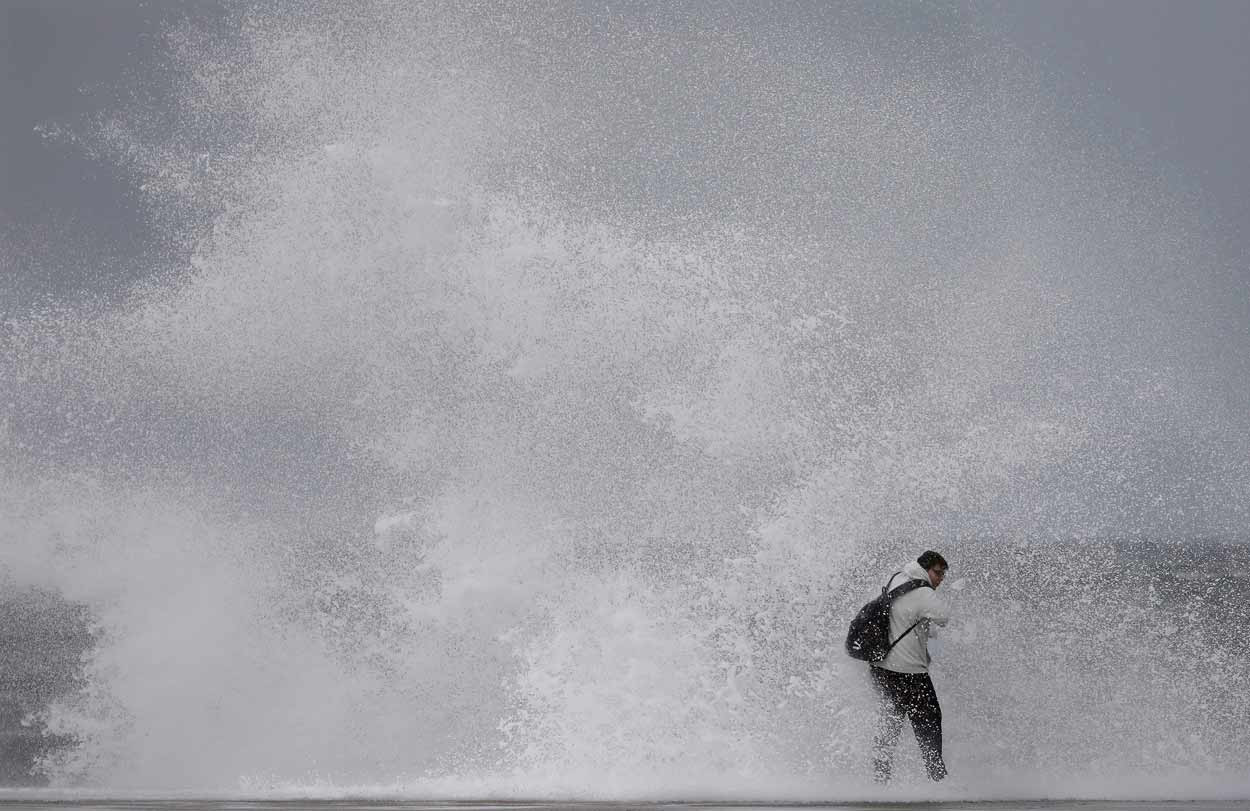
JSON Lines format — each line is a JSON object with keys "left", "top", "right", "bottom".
{"left": 2, "top": 1, "right": 1248, "bottom": 795}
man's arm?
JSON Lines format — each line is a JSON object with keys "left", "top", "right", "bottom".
{"left": 921, "top": 590, "right": 951, "bottom": 626}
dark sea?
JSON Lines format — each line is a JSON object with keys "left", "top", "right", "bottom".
{"left": 2, "top": 800, "right": 1250, "bottom": 811}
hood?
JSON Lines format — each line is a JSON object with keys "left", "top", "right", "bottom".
{"left": 902, "top": 559, "right": 932, "bottom": 586}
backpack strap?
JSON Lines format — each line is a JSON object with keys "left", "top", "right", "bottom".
{"left": 885, "top": 575, "right": 928, "bottom": 599}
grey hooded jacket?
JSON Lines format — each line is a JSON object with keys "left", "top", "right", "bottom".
{"left": 873, "top": 560, "right": 951, "bottom": 674}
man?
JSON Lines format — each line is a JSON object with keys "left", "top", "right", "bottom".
{"left": 870, "top": 550, "right": 950, "bottom": 783}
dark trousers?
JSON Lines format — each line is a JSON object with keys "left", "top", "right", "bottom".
{"left": 869, "top": 666, "right": 946, "bottom": 782}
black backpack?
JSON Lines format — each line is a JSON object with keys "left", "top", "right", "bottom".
{"left": 844, "top": 572, "right": 933, "bottom": 662}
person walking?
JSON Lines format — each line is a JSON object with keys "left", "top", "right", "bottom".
{"left": 869, "top": 550, "right": 950, "bottom": 783}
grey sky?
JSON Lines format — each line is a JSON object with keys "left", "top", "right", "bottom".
{"left": 3, "top": 1, "right": 1250, "bottom": 540}
{"left": 991, "top": 1, "right": 1250, "bottom": 243}
{"left": 3, "top": 1, "right": 1249, "bottom": 309}
{"left": 1, "top": 0, "right": 222, "bottom": 308}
